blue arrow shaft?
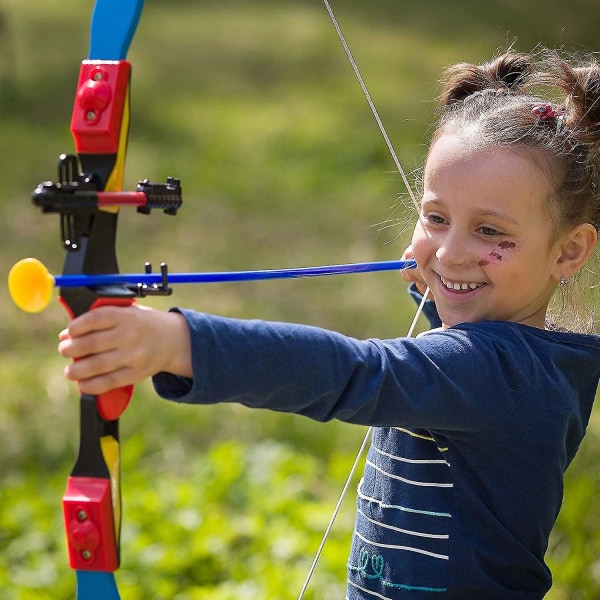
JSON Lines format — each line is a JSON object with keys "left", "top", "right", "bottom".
{"left": 54, "top": 259, "right": 416, "bottom": 288}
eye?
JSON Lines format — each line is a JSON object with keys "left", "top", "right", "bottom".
{"left": 477, "top": 225, "right": 502, "bottom": 237}
{"left": 422, "top": 212, "right": 448, "bottom": 226}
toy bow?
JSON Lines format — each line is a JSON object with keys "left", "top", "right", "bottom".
{"left": 42, "top": 2, "right": 180, "bottom": 598}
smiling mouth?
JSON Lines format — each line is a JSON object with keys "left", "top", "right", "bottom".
{"left": 438, "top": 274, "right": 485, "bottom": 292}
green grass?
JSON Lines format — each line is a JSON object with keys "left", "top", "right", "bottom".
{"left": 2, "top": 0, "right": 600, "bottom": 598}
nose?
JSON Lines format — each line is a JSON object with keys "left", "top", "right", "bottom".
{"left": 435, "top": 229, "right": 472, "bottom": 267}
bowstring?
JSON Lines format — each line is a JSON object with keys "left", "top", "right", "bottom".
{"left": 296, "top": 291, "right": 429, "bottom": 599}
{"left": 297, "top": 3, "right": 431, "bottom": 597}
{"left": 322, "top": 0, "right": 420, "bottom": 214}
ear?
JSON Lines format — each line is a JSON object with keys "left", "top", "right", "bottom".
{"left": 554, "top": 223, "right": 598, "bottom": 281}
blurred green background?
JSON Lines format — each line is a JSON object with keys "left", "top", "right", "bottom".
{"left": 2, "top": 0, "right": 600, "bottom": 598}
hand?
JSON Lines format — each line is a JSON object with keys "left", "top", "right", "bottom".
{"left": 400, "top": 246, "right": 432, "bottom": 300}
{"left": 58, "top": 304, "right": 192, "bottom": 396}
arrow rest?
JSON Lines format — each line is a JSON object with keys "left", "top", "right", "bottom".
{"left": 135, "top": 262, "right": 173, "bottom": 297}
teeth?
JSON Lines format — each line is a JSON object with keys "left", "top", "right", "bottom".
{"left": 439, "top": 275, "right": 483, "bottom": 291}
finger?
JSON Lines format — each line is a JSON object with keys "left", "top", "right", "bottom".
{"left": 59, "top": 328, "right": 116, "bottom": 360}
{"left": 401, "top": 267, "right": 422, "bottom": 284}
{"left": 64, "top": 344, "right": 127, "bottom": 381}
{"left": 66, "top": 306, "right": 124, "bottom": 338}
{"left": 77, "top": 367, "right": 137, "bottom": 396}
{"left": 401, "top": 245, "right": 414, "bottom": 260}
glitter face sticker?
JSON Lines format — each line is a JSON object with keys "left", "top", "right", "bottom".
{"left": 478, "top": 241, "right": 517, "bottom": 267}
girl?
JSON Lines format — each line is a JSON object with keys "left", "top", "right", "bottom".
{"left": 59, "top": 50, "right": 600, "bottom": 598}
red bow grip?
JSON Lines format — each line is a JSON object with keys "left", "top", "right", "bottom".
{"left": 60, "top": 296, "right": 135, "bottom": 421}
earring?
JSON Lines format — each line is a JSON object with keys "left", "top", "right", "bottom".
{"left": 560, "top": 277, "right": 568, "bottom": 285}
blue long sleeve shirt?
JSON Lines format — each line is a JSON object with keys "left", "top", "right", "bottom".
{"left": 153, "top": 295, "right": 600, "bottom": 599}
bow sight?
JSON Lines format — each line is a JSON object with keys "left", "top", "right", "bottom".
{"left": 34, "top": 154, "right": 182, "bottom": 250}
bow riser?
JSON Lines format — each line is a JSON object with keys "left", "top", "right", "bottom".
{"left": 60, "top": 54, "right": 133, "bottom": 587}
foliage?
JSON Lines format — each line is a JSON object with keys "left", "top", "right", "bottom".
{"left": 1, "top": 432, "right": 358, "bottom": 599}
{"left": 2, "top": 0, "right": 600, "bottom": 598}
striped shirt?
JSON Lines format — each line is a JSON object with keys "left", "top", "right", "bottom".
{"left": 154, "top": 302, "right": 600, "bottom": 599}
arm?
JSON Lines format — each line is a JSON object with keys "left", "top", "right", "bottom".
{"left": 60, "top": 296, "right": 523, "bottom": 433}
{"left": 153, "top": 309, "right": 524, "bottom": 433}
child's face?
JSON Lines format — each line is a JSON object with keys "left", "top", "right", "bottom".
{"left": 411, "top": 133, "right": 564, "bottom": 329}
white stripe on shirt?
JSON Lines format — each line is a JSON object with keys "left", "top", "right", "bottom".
{"left": 357, "top": 507, "right": 449, "bottom": 540}
{"left": 353, "top": 530, "right": 449, "bottom": 560}
{"left": 366, "top": 459, "right": 454, "bottom": 488}
{"left": 373, "top": 444, "right": 449, "bottom": 465}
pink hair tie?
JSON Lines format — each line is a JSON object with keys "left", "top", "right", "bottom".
{"left": 532, "top": 103, "right": 563, "bottom": 119}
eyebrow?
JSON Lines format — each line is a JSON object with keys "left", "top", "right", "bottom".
{"left": 421, "top": 198, "right": 519, "bottom": 225}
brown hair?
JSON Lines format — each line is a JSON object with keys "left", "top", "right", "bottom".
{"left": 435, "top": 50, "right": 600, "bottom": 235}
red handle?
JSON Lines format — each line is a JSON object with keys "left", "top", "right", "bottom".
{"left": 59, "top": 295, "right": 135, "bottom": 421}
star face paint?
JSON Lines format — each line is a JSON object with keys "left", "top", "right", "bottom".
{"left": 478, "top": 241, "right": 517, "bottom": 267}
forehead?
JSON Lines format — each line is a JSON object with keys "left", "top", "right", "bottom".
{"left": 426, "top": 134, "right": 544, "bottom": 176}
{"left": 423, "top": 134, "right": 555, "bottom": 211}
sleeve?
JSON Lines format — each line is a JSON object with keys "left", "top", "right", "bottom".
{"left": 152, "top": 309, "right": 528, "bottom": 437}
{"left": 408, "top": 282, "right": 442, "bottom": 329}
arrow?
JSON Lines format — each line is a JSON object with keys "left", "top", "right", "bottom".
{"left": 9, "top": 257, "right": 416, "bottom": 314}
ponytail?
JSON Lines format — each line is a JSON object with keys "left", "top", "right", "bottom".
{"left": 439, "top": 53, "right": 533, "bottom": 106}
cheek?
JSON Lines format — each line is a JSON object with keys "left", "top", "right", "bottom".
{"left": 478, "top": 241, "right": 518, "bottom": 267}
{"left": 410, "top": 223, "right": 431, "bottom": 264}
